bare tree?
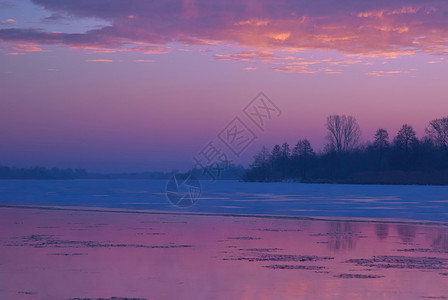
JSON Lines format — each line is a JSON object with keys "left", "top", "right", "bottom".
{"left": 425, "top": 116, "right": 448, "bottom": 151}
{"left": 325, "top": 115, "right": 361, "bottom": 152}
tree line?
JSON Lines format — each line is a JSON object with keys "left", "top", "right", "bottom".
{"left": 0, "top": 166, "right": 181, "bottom": 180}
{"left": 0, "top": 166, "right": 88, "bottom": 179}
{"left": 243, "top": 115, "right": 448, "bottom": 185}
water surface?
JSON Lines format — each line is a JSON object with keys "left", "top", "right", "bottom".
{"left": 0, "top": 207, "right": 447, "bottom": 299}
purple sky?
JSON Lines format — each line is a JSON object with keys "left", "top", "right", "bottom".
{"left": 1, "top": 0, "right": 448, "bottom": 172}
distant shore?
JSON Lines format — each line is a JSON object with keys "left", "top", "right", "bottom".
{"left": 245, "top": 170, "right": 448, "bottom": 186}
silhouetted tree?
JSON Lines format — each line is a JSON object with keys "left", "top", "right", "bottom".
{"left": 0, "top": 166, "right": 89, "bottom": 179}
{"left": 325, "top": 115, "right": 361, "bottom": 153}
{"left": 393, "top": 124, "right": 418, "bottom": 170}
{"left": 244, "top": 146, "right": 271, "bottom": 181}
{"left": 371, "top": 128, "right": 390, "bottom": 170}
{"left": 426, "top": 116, "right": 448, "bottom": 152}
{"left": 271, "top": 144, "right": 281, "bottom": 161}
{"left": 270, "top": 144, "right": 282, "bottom": 180}
{"left": 244, "top": 116, "right": 448, "bottom": 184}
{"left": 281, "top": 142, "right": 291, "bottom": 158}
{"left": 292, "top": 139, "right": 315, "bottom": 179}
{"left": 252, "top": 146, "right": 270, "bottom": 169}
{"left": 279, "top": 142, "right": 291, "bottom": 177}
{"left": 373, "top": 128, "right": 390, "bottom": 149}
{"left": 394, "top": 124, "right": 418, "bottom": 152}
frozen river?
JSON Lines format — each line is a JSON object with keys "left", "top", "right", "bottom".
{"left": 1, "top": 179, "right": 447, "bottom": 222}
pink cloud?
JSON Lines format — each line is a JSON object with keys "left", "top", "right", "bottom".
{"left": 215, "top": 50, "right": 292, "bottom": 63}
{"left": 366, "top": 70, "right": 407, "bottom": 77}
{"left": 5, "top": 52, "right": 25, "bottom": 55}
{"left": 0, "top": 0, "right": 448, "bottom": 60}
{"left": 0, "top": 19, "right": 15, "bottom": 24}
{"left": 11, "top": 43, "right": 48, "bottom": 52}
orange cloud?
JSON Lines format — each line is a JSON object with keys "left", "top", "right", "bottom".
{"left": 351, "top": 50, "right": 416, "bottom": 59}
{"left": 377, "top": 26, "right": 409, "bottom": 34}
{"left": 366, "top": 70, "right": 405, "bottom": 77}
{"left": 267, "top": 32, "right": 291, "bottom": 41}
{"left": 357, "top": 6, "right": 419, "bottom": 18}
{"left": 5, "top": 52, "right": 25, "bottom": 55}
{"left": 86, "top": 59, "right": 113, "bottom": 62}
{"left": 11, "top": 43, "right": 47, "bottom": 52}
{"left": 215, "top": 50, "right": 286, "bottom": 63}
{"left": 235, "top": 19, "right": 269, "bottom": 26}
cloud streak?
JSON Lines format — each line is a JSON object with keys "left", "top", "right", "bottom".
{"left": 86, "top": 59, "right": 113, "bottom": 62}
{"left": 0, "top": 18, "right": 15, "bottom": 24}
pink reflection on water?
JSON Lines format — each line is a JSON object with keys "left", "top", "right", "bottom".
{"left": 0, "top": 207, "right": 447, "bottom": 299}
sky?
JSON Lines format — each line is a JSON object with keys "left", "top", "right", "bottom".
{"left": 1, "top": 0, "right": 448, "bottom": 172}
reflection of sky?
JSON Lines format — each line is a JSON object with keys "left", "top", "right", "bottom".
{"left": 1, "top": 207, "right": 448, "bottom": 299}
{"left": 1, "top": 1, "right": 448, "bottom": 171}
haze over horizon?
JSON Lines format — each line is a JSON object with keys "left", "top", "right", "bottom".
{"left": 1, "top": 0, "right": 448, "bottom": 172}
